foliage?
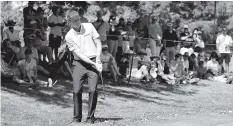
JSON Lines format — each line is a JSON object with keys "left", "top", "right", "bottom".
{"left": 2, "top": 1, "right": 233, "bottom": 44}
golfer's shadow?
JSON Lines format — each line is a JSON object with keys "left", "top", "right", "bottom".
{"left": 95, "top": 117, "right": 123, "bottom": 123}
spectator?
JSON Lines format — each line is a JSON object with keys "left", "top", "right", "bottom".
{"left": 100, "top": 45, "right": 122, "bottom": 82}
{"left": 117, "top": 17, "right": 127, "bottom": 54}
{"left": 78, "top": 8, "right": 88, "bottom": 23}
{"left": 48, "top": 6, "right": 66, "bottom": 60}
{"left": 25, "top": 21, "right": 53, "bottom": 64}
{"left": 125, "top": 21, "right": 136, "bottom": 51}
{"left": 189, "top": 53, "right": 198, "bottom": 71}
{"left": 170, "top": 53, "right": 188, "bottom": 84}
{"left": 119, "top": 50, "right": 133, "bottom": 77}
{"left": 180, "top": 25, "right": 193, "bottom": 41}
{"left": 183, "top": 52, "right": 190, "bottom": 74}
{"left": 3, "top": 20, "right": 21, "bottom": 47}
{"left": 206, "top": 51, "right": 222, "bottom": 76}
{"left": 148, "top": 16, "right": 162, "bottom": 56}
{"left": 13, "top": 48, "right": 55, "bottom": 87}
{"left": 36, "top": 7, "right": 48, "bottom": 31}
{"left": 162, "top": 22, "right": 179, "bottom": 65}
{"left": 129, "top": 49, "right": 150, "bottom": 83}
{"left": 23, "top": 1, "right": 37, "bottom": 29}
{"left": 93, "top": 10, "right": 109, "bottom": 45}
{"left": 193, "top": 28, "right": 205, "bottom": 53}
{"left": 216, "top": 26, "right": 233, "bottom": 77}
{"left": 107, "top": 15, "right": 121, "bottom": 58}
{"left": 195, "top": 61, "right": 211, "bottom": 79}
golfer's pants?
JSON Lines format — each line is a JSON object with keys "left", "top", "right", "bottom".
{"left": 72, "top": 59, "right": 99, "bottom": 119}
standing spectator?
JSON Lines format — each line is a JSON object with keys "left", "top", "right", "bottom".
{"left": 36, "top": 7, "right": 48, "bottom": 31}
{"left": 125, "top": 21, "right": 136, "bottom": 50}
{"left": 3, "top": 20, "right": 21, "bottom": 47}
{"left": 1, "top": 22, "right": 5, "bottom": 41}
{"left": 24, "top": 21, "right": 53, "bottom": 64}
{"left": 193, "top": 28, "right": 205, "bottom": 53}
{"left": 148, "top": 16, "right": 162, "bottom": 57}
{"left": 23, "top": 1, "right": 37, "bottom": 29}
{"left": 216, "top": 27, "right": 233, "bottom": 77}
{"left": 48, "top": 6, "right": 66, "bottom": 60}
{"left": 107, "top": 15, "right": 121, "bottom": 58}
{"left": 93, "top": 10, "right": 109, "bottom": 45}
{"left": 162, "top": 22, "right": 179, "bottom": 65}
{"left": 180, "top": 25, "right": 192, "bottom": 41}
{"left": 78, "top": 8, "right": 88, "bottom": 23}
{"left": 117, "top": 17, "right": 126, "bottom": 54}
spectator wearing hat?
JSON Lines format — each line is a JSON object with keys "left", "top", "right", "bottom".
{"left": 100, "top": 45, "right": 122, "bottom": 82}
{"left": 216, "top": 26, "right": 233, "bottom": 77}
{"left": 48, "top": 6, "right": 66, "bottom": 60}
{"left": 93, "top": 10, "right": 110, "bottom": 45}
{"left": 3, "top": 20, "right": 21, "bottom": 47}
{"left": 65, "top": 10, "right": 102, "bottom": 124}
{"left": 107, "top": 15, "right": 121, "bottom": 58}
{"left": 162, "top": 22, "right": 179, "bottom": 66}
{"left": 78, "top": 8, "right": 88, "bottom": 23}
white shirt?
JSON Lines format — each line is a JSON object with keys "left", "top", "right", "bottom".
{"left": 216, "top": 34, "right": 233, "bottom": 53}
{"left": 48, "top": 14, "right": 64, "bottom": 37}
{"left": 206, "top": 60, "right": 219, "bottom": 74}
{"left": 3, "top": 28, "right": 20, "bottom": 41}
{"left": 65, "top": 23, "right": 100, "bottom": 60}
{"left": 180, "top": 47, "right": 194, "bottom": 56}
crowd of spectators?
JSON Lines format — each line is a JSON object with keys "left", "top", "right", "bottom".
{"left": 1, "top": 2, "right": 233, "bottom": 88}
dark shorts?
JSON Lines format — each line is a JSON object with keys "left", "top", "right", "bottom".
{"left": 219, "top": 53, "right": 231, "bottom": 64}
{"left": 49, "top": 34, "right": 62, "bottom": 48}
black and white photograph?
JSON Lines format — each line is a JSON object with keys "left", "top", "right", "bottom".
{"left": 1, "top": 1, "right": 233, "bottom": 126}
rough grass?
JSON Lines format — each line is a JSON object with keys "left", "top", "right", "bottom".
{"left": 1, "top": 64, "right": 233, "bottom": 126}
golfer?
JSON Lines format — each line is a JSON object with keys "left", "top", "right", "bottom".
{"left": 65, "top": 10, "right": 102, "bottom": 124}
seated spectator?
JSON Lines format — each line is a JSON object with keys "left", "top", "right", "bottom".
{"left": 170, "top": 53, "right": 189, "bottom": 84}
{"left": 3, "top": 20, "right": 21, "bottom": 47}
{"left": 206, "top": 51, "right": 222, "bottom": 76}
{"left": 149, "top": 55, "right": 176, "bottom": 85}
{"left": 128, "top": 49, "right": 150, "bottom": 83}
{"left": 180, "top": 25, "right": 193, "bottom": 41}
{"left": 180, "top": 44, "right": 194, "bottom": 56}
{"left": 189, "top": 53, "right": 198, "bottom": 71}
{"left": 100, "top": 45, "right": 122, "bottom": 82}
{"left": 193, "top": 28, "right": 205, "bottom": 53}
{"left": 183, "top": 52, "right": 190, "bottom": 74}
{"left": 119, "top": 50, "right": 133, "bottom": 77}
{"left": 13, "top": 49, "right": 55, "bottom": 87}
{"left": 2, "top": 39, "right": 20, "bottom": 66}
{"left": 25, "top": 21, "right": 53, "bottom": 64}
{"left": 195, "top": 61, "right": 213, "bottom": 80}
{"left": 78, "top": 8, "right": 88, "bottom": 23}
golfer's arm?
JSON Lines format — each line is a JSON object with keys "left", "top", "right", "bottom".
{"left": 93, "top": 38, "right": 102, "bottom": 58}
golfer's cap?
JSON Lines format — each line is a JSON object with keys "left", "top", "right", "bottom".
{"left": 30, "top": 20, "right": 37, "bottom": 25}
{"left": 68, "top": 10, "right": 80, "bottom": 21}
{"left": 102, "top": 45, "right": 108, "bottom": 49}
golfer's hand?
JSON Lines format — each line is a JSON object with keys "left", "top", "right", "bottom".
{"left": 93, "top": 59, "right": 103, "bottom": 72}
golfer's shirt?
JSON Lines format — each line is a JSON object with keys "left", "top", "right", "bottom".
{"left": 65, "top": 23, "right": 100, "bottom": 60}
